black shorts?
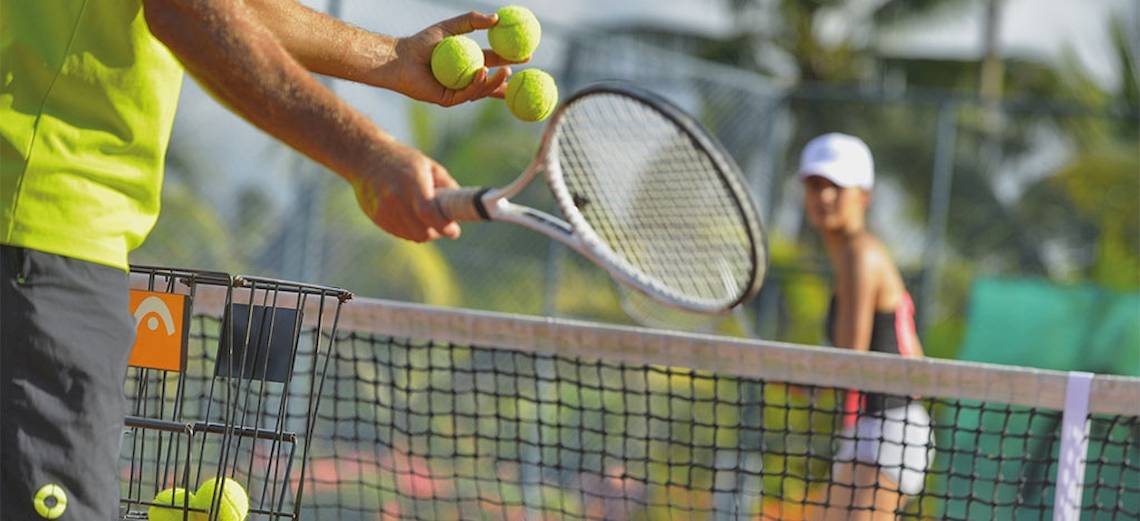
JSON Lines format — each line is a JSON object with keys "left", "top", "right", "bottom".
{"left": 1, "top": 246, "right": 134, "bottom": 520}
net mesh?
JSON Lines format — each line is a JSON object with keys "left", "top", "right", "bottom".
{"left": 553, "top": 91, "right": 764, "bottom": 308}
{"left": 126, "top": 297, "right": 1140, "bottom": 520}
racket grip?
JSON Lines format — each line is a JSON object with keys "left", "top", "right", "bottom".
{"left": 434, "top": 187, "right": 491, "bottom": 222}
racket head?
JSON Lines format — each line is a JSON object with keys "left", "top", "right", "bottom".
{"left": 541, "top": 82, "right": 767, "bottom": 313}
{"left": 618, "top": 284, "right": 729, "bottom": 333}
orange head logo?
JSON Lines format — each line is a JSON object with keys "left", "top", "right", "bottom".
{"left": 128, "top": 290, "right": 189, "bottom": 372}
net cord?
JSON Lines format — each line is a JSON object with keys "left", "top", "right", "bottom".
{"left": 134, "top": 275, "right": 1140, "bottom": 417}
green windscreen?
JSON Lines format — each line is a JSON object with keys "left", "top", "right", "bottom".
{"left": 944, "top": 277, "right": 1139, "bottom": 520}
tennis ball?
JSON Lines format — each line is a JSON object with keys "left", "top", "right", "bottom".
{"left": 190, "top": 478, "right": 249, "bottom": 521}
{"left": 489, "top": 5, "right": 542, "bottom": 61}
{"left": 505, "top": 68, "right": 558, "bottom": 122}
{"left": 148, "top": 488, "right": 193, "bottom": 521}
{"left": 430, "top": 35, "right": 484, "bottom": 90}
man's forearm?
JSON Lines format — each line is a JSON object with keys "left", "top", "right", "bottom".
{"left": 233, "top": 4, "right": 510, "bottom": 108}
{"left": 143, "top": 0, "right": 390, "bottom": 181}
{"left": 244, "top": 0, "right": 400, "bottom": 89}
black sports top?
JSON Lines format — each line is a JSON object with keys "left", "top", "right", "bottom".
{"left": 825, "top": 292, "right": 919, "bottom": 422}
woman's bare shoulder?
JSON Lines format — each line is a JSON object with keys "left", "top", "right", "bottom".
{"left": 847, "top": 233, "right": 893, "bottom": 269}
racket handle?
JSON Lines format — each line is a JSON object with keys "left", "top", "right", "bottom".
{"left": 434, "top": 187, "right": 492, "bottom": 222}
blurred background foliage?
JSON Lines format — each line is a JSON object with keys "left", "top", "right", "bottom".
{"left": 131, "top": 0, "right": 1139, "bottom": 360}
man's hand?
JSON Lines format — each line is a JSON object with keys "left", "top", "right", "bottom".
{"left": 241, "top": 2, "right": 519, "bottom": 106}
{"left": 352, "top": 141, "right": 461, "bottom": 242}
{"left": 388, "top": 11, "right": 525, "bottom": 107}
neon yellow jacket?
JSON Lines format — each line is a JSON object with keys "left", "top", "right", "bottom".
{"left": 1, "top": 0, "right": 184, "bottom": 270}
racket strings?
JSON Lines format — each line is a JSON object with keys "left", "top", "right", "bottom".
{"left": 554, "top": 93, "right": 758, "bottom": 305}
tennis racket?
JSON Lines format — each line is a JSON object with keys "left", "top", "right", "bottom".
{"left": 435, "top": 82, "right": 767, "bottom": 314}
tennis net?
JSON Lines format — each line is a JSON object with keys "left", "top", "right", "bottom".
{"left": 134, "top": 290, "right": 1140, "bottom": 520}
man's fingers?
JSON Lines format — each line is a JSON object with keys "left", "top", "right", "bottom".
{"left": 451, "top": 66, "right": 510, "bottom": 105}
{"left": 418, "top": 163, "right": 461, "bottom": 239}
{"left": 440, "top": 222, "right": 461, "bottom": 239}
{"left": 431, "top": 162, "right": 461, "bottom": 190}
{"left": 485, "top": 67, "right": 510, "bottom": 99}
{"left": 396, "top": 201, "right": 439, "bottom": 243}
{"left": 431, "top": 165, "right": 462, "bottom": 240}
{"left": 415, "top": 197, "right": 460, "bottom": 240}
{"left": 483, "top": 49, "right": 528, "bottom": 68}
{"left": 368, "top": 186, "right": 446, "bottom": 243}
{"left": 438, "top": 11, "right": 497, "bottom": 36}
{"left": 368, "top": 198, "right": 418, "bottom": 242}
{"left": 451, "top": 68, "right": 489, "bottom": 105}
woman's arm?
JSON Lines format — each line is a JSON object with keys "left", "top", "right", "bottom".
{"left": 831, "top": 244, "right": 884, "bottom": 352}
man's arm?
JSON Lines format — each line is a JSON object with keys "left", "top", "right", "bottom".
{"left": 142, "top": 0, "right": 458, "bottom": 242}
{"left": 245, "top": 0, "right": 515, "bottom": 107}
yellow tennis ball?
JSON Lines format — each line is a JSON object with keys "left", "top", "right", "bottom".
{"left": 489, "top": 5, "right": 541, "bottom": 61}
{"left": 505, "top": 68, "right": 558, "bottom": 122}
{"left": 190, "top": 478, "right": 249, "bottom": 521}
{"left": 148, "top": 488, "right": 193, "bottom": 521}
{"left": 430, "top": 35, "right": 484, "bottom": 90}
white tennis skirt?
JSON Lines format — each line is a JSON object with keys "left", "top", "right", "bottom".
{"left": 834, "top": 402, "right": 935, "bottom": 496}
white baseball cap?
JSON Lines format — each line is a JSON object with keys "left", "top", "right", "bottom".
{"left": 797, "top": 133, "right": 875, "bottom": 190}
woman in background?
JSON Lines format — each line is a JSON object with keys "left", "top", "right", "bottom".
{"left": 797, "top": 133, "right": 934, "bottom": 521}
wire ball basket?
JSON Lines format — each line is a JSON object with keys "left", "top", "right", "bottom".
{"left": 119, "top": 265, "right": 351, "bottom": 520}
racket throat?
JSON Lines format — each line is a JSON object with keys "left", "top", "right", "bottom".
{"left": 519, "top": 208, "right": 573, "bottom": 235}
